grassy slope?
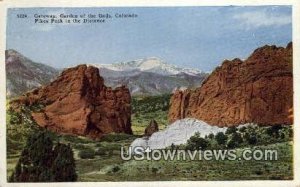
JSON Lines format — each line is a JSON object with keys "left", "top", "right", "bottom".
{"left": 131, "top": 94, "right": 171, "bottom": 135}
{"left": 76, "top": 142, "right": 293, "bottom": 181}
{"left": 6, "top": 94, "right": 293, "bottom": 181}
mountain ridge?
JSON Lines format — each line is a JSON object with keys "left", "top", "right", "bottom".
{"left": 6, "top": 50, "right": 208, "bottom": 97}
{"left": 90, "top": 57, "right": 204, "bottom": 76}
{"left": 6, "top": 49, "right": 59, "bottom": 98}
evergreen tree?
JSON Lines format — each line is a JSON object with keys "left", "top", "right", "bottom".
{"left": 51, "top": 143, "right": 77, "bottom": 181}
{"left": 9, "top": 131, "right": 77, "bottom": 182}
{"left": 215, "top": 132, "right": 227, "bottom": 145}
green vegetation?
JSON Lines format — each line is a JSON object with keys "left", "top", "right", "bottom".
{"left": 78, "top": 148, "right": 96, "bottom": 159}
{"left": 185, "top": 125, "right": 293, "bottom": 150}
{"left": 6, "top": 104, "right": 43, "bottom": 156}
{"left": 132, "top": 94, "right": 171, "bottom": 113}
{"left": 6, "top": 94, "right": 293, "bottom": 181}
{"left": 131, "top": 94, "right": 171, "bottom": 135}
{"left": 6, "top": 103, "right": 139, "bottom": 181}
{"left": 9, "top": 131, "right": 77, "bottom": 182}
{"left": 185, "top": 132, "right": 209, "bottom": 150}
{"left": 104, "top": 142, "right": 292, "bottom": 181}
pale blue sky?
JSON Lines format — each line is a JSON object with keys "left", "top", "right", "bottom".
{"left": 6, "top": 6, "right": 292, "bottom": 71}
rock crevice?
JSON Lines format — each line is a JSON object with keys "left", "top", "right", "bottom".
{"left": 11, "top": 65, "right": 132, "bottom": 138}
{"left": 168, "top": 42, "right": 293, "bottom": 126}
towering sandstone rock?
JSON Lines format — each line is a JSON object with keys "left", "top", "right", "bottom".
{"left": 168, "top": 42, "right": 293, "bottom": 126}
{"left": 11, "top": 65, "right": 132, "bottom": 138}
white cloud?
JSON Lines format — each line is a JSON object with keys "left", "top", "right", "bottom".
{"left": 233, "top": 10, "right": 291, "bottom": 29}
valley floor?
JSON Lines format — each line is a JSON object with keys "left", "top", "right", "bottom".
{"left": 7, "top": 134, "right": 293, "bottom": 181}
{"left": 6, "top": 95, "right": 293, "bottom": 181}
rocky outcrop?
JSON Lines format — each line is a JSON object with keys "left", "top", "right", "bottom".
{"left": 168, "top": 42, "right": 293, "bottom": 126}
{"left": 144, "top": 119, "right": 159, "bottom": 136}
{"left": 130, "top": 118, "right": 226, "bottom": 152}
{"left": 10, "top": 65, "right": 132, "bottom": 138}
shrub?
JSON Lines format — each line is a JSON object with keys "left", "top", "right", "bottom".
{"left": 225, "top": 126, "right": 237, "bottom": 135}
{"left": 72, "top": 143, "right": 87, "bottom": 150}
{"left": 226, "top": 132, "right": 243, "bottom": 148}
{"left": 112, "top": 166, "right": 120, "bottom": 173}
{"left": 151, "top": 167, "right": 159, "bottom": 174}
{"left": 244, "top": 132, "right": 257, "bottom": 145}
{"left": 184, "top": 124, "right": 293, "bottom": 150}
{"left": 8, "top": 110, "right": 22, "bottom": 125}
{"left": 170, "top": 143, "right": 176, "bottom": 151}
{"left": 278, "top": 127, "right": 293, "bottom": 141}
{"left": 248, "top": 136, "right": 258, "bottom": 145}
{"left": 95, "top": 146, "right": 112, "bottom": 156}
{"left": 215, "top": 132, "right": 227, "bottom": 145}
{"left": 238, "top": 126, "right": 247, "bottom": 133}
{"left": 265, "top": 125, "right": 283, "bottom": 138}
{"left": 186, "top": 132, "right": 209, "bottom": 150}
{"left": 208, "top": 133, "right": 214, "bottom": 139}
{"left": 226, "top": 139, "right": 235, "bottom": 149}
{"left": 78, "top": 148, "right": 95, "bottom": 159}
{"left": 254, "top": 170, "right": 263, "bottom": 175}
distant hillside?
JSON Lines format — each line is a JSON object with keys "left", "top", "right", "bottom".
{"left": 5, "top": 50, "right": 208, "bottom": 97}
{"left": 6, "top": 49, "right": 59, "bottom": 98}
{"left": 92, "top": 57, "right": 209, "bottom": 96}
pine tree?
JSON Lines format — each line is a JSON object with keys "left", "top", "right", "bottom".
{"left": 9, "top": 131, "right": 77, "bottom": 182}
{"left": 51, "top": 143, "right": 77, "bottom": 181}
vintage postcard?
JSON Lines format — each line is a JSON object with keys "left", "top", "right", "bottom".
{"left": 0, "top": 0, "right": 299, "bottom": 187}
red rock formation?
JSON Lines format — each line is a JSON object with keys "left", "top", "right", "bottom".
{"left": 168, "top": 42, "right": 293, "bottom": 126}
{"left": 144, "top": 119, "right": 159, "bottom": 136}
{"left": 11, "top": 65, "right": 132, "bottom": 138}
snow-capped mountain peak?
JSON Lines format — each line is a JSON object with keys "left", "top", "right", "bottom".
{"left": 90, "top": 57, "right": 203, "bottom": 76}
